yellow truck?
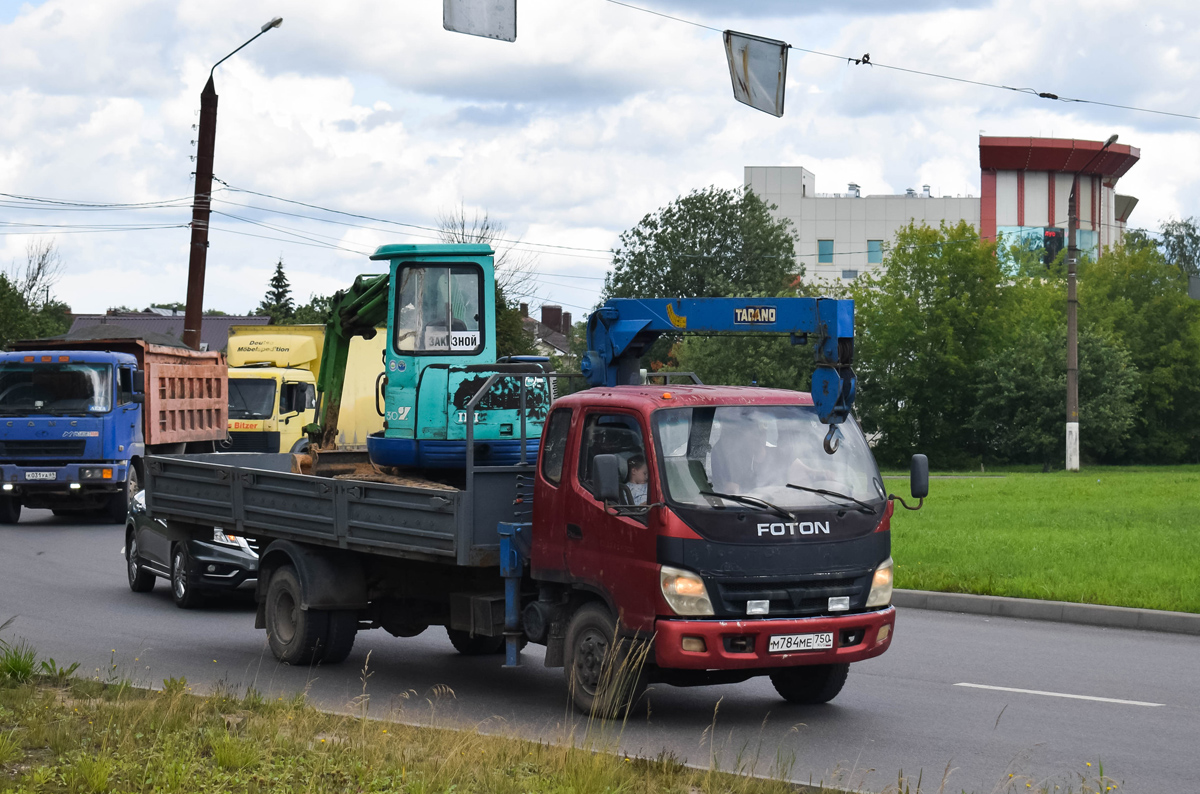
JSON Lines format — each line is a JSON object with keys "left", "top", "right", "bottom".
{"left": 222, "top": 325, "right": 384, "bottom": 453}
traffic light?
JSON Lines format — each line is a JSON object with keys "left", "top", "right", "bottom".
{"left": 1042, "top": 227, "right": 1065, "bottom": 266}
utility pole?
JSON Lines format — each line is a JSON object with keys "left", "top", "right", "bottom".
{"left": 183, "top": 77, "right": 218, "bottom": 351}
{"left": 181, "top": 17, "right": 283, "bottom": 351}
{"left": 1065, "top": 134, "right": 1117, "bottom": 472}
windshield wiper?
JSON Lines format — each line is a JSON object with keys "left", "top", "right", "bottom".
{"left": 786, "top": 483, "right": 877, "bottom": 514}
{"left": 699, "top": 490, "right": 795, "bottom": 522}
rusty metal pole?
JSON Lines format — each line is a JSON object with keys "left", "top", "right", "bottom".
{"left": 182, "top": 77, "right": 218, "bottom": 351}
{"left": 181, "top": 17, "right": 283, "bottom": 351}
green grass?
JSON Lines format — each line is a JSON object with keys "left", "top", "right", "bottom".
{"left": 888, "top": 466, "right": 1200, "bottom": 612}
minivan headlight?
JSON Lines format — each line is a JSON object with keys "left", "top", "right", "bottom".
{"left": 660, "top": 565, "right": 714, "bottom": 616}
{"left": 865, "top": 557, "right": 894, "bottom": 608}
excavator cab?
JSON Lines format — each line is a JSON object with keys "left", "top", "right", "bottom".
{"left": 364, "top": 244, "right": 551, "bottom": 468}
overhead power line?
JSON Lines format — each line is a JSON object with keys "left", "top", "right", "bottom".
{"left": 603, "top": 0, "right": 1200, "bottom": 122}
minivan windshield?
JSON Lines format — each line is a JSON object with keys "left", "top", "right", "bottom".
{"left": 228, "top": 378, "right": 277, "bottom": 420}
{"left": 652, "top": 405, "right": 885, "bottom": 513}
{"left": 0, "top": 362, "right": 113, "bottom": 415}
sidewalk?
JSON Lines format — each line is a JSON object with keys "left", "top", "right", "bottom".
{"left": 893, "top": 589, "right": 1200, "bottom": 636}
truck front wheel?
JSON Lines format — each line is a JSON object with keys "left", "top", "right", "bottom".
{"left": 563, "top": 603, "right": 647, "bottom": 717}
{"left": 0, "top": 496, "right": 20, "bottom": 525}
{"left": 769, "top": 663, "right": 849, "bottom": 705}
{"left": 105, "top": 467, "right": 138, "bottom": 525}
{"left": 265, "top": 565, "right": 357, "bottom": 665}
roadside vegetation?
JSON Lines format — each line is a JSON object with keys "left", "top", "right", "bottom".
{"left": 0, "top": 631, "right": 1122, "bottom": 794}
{"left": 888, "top": 467, "right": 1200, "bottom": 612}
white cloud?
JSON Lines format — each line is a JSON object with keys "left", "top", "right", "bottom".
{"left": 0, "top": 0, "right": 1198, "bottom": 319}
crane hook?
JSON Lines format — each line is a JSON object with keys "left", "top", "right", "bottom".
{"left": 823, "top": 425, "right": 842, "bottom": 455}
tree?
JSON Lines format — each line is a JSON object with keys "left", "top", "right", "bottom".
{"left": 850, "top": 221, "right": 1009, "bottom": 467}
{"left": 1078, "top": 242, "right": 1200, "bottom": 462}
{"left": 290, "top": 294, "right": 334, "bottom": 325}
{"left": 256, "top": 259, "right": 295, "bottom": 324}
{"left": 8, "top": 239, "right": 63, "bottom": 307}
{"left": 1, "top": 240, "right": 71, "bottom": 348}
{"left": 1159, "top": 216, "right": 1200, "bottom": 278}
{"left": 436, "top": 203, "right": 537, "bottom": 297}
{"left": 970, "top": 322, "right": 1137, "bottom": 466}
{"left": 436, "top": 204, "right": 534, "bottom": 359}
{"left": 604, "top": 186, "right": 798, "bottom": 300}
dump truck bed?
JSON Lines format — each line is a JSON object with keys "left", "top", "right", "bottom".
{"left": 144, "top": 453, "right": 528, "bottom": 567}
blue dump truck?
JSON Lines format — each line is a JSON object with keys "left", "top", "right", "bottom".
{"left": 0, "top": 330, "right": 227, "bottom": 524}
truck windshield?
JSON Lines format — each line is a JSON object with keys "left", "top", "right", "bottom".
{"left": 0, "top": 362, "right": 113, "bottom": 415}
{"left": 652, "top": 405, "right": 885, "bottom": 512}
{"left": 228, "top": 379, "right": 277, "bottom": 419}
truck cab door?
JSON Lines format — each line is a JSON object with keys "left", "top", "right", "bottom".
{"left": 562, "top": 410, "right": 659, "bottom": 632}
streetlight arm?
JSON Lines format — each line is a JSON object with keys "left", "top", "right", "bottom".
{"left": 209, "top": 17, "right": 283, "bottom": 79}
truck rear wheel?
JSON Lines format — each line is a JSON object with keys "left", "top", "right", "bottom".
{"left": 446, "top": 628, "right": 505, "bottom": 656}
{"left": 769, "top": 663, "right": 849, "bottom": 705}
{"left": 0, "top": 497, "right": 20, "bottom": 525}
{"left": 564, "top": 603, "right": 647, "bottom": 717}
{"left": 265, "top": 565, "right": 357, "bottom": 665}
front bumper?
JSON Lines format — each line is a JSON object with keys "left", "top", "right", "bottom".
{"left": 187, "top": 540, "right": 259, "bottom": 590}
{"left": 0, "top": 462, "right": 128, "bottom": 496}
{"left": 654, "top": 606, "right": 895, "bottom": 670}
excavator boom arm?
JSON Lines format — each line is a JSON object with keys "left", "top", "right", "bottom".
{"left": 306, "top": 273, "right": 390, "bottom": 449}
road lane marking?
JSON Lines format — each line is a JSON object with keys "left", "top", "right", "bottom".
{"left": 954, "top": 683, "right": 1163, "bottom": 707}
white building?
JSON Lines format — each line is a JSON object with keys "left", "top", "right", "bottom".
{"left": 744, "top": 166, "right": 979, "bottom": 282}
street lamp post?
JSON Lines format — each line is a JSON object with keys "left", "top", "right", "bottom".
{"left": 182, "top": 17, "right": 283, "bottom": 351}
{"left": 1065, "top": 133, "right": 1117, "bottom": 472}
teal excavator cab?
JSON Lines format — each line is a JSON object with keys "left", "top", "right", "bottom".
{"left": 307, "top": 244, "right": 551, "bottom": 468}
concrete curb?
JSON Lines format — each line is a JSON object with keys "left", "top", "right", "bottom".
{"left": 893, "top": 589, "right": 1200, "bottom": 636}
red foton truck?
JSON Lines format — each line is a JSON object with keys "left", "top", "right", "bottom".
{"left": 142, "top": 290, "right": 927, "bottom": 714}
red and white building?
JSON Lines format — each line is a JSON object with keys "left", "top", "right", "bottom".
{"left": 980, "top": 136, "right": 1141, "bottom": 258}
{"left": 749, "top": 135, "right": 1142, "bottom": 282}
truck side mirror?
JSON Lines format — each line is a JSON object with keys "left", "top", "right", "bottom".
{"left": 593, "top": 454, "right": 622, "bottom": 503}
{"left": 291, "top": 385, "right": 309, "bottom": 414}
{"left": 131, "top": 370, "right": 145, "bottom": 404}
{"left": 910, "top": 454, "right": 929, "bottom": 499}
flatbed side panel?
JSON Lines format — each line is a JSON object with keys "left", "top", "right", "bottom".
{"left": 145, "top": 456, "right": 237, "bottom": 526}
{"left": 341, "top": 481, "right": 458, "bottom": 558}
{"left": 239, "top": 469, "right": 338, "bottom": 543}
{"left": 465, "top": 466, "right": 534, "bottom": 567}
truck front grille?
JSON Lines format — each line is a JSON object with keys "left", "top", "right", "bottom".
{"left": 218, "top": 431, "right": 280, "bottom": 453}
{"left": 714, "top": 573, "right": 868, "bottom": 617}
{"left": 0, "top": 440, "right": 87, "bottom": 458}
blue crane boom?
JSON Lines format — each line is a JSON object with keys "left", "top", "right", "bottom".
{"left": 581, "top": 296, "right": 856, "bottom": 427}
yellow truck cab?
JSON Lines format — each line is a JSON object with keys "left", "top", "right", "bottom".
{"left": 223, "top": 326, "right": 384, "bottom": 453}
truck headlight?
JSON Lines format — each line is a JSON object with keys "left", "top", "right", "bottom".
{"left": 79, "top": 467, "right": 113, "bottom": 480}
{"left": 660, "top": 565, "right": 714, "bottom": 616}
{"left": 212, "top": 529, "right": 242, "bottom": 547}
{"left": 865, "top": 557, "right": 894, "bottom": 608}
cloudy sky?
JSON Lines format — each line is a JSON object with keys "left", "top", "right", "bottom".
{"left": 2, "top": 0, "right": 1198, "bottom": 318}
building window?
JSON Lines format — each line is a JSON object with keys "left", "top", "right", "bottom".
{"left": 841, "top": 269, "right": 859, "bottom": 280}
{"left": 867, "top": 240, "right": 883, "bottom": 264}
{"left": 818, "top": 239, "right": 834, "bottom": 264}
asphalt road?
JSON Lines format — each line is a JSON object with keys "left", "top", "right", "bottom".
{"left": 2, "top": 509, "right": 1196, "bottom": 793}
